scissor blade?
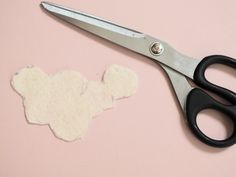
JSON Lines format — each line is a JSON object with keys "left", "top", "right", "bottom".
{"left": 41, "top": 2, "right": 200, "bottom": 79}
{"left": 162, "top": 65, "right": 193, "bottom": 110}
{"left": 41, "top": 2, "right": 148, "bottom": 53}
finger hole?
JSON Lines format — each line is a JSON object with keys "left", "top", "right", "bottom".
{"left": 196, "top": 109, "right": 234, "bottom": 140}
{"left": 205, "top": 64, "right": 236, "bottom": 93}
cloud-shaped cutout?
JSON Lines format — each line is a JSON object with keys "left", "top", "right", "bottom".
{"left": 11, "top": 65, "right": 138, "bottom": 141}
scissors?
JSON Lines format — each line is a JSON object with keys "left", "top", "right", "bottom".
{"left": 41, "top": 2, "right": 236, "bottom": 148}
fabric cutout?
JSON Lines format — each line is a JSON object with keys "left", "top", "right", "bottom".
{"left": 11, "top": 65, "right": 138, "bottom": 141}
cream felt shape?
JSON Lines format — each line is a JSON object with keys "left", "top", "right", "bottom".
{"left": 11, "top": 65, "right": 138, "bottom": 141}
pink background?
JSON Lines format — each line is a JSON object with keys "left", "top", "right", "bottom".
{"left": 1, "top": 0, "right": 236, "bottom": 177}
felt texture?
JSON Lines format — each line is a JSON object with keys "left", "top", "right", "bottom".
{"left": 11, "top": 65, "right": 138, "bottom": 141}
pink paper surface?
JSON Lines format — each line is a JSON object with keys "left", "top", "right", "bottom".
{"left": 1, "top": 0, "right": 236, "bottom": 177}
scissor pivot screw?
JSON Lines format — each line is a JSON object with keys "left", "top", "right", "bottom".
{"left": 150, "top": 42, "right": 164, "bottom": 55}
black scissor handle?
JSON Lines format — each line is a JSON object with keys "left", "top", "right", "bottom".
{"left": 187, "top": 55, "right": 236, "bottom": 147}
{"left": 194, "top": 55, "right": 236, "bottom": 104}
{"left": 186, "top": 88, "right": 236, "bottom": 148}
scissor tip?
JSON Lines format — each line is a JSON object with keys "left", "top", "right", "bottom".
{"left": 40, "top": 1, "right": 46, "bottom": 6}
{"left": 40, "top": 1, "right": 53, "bottom": 10}
{"left": 40, "top": 1, "right": 47, "bottom": 9}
